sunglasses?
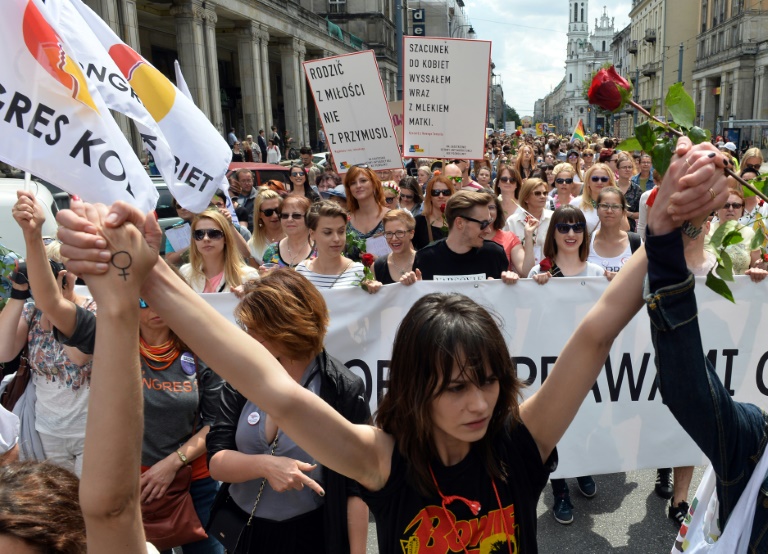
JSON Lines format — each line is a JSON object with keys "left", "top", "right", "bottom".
{"left": 531, "top": 190, "right": 548, "bottom": 197}
{"left": 555, "top": 178, "right": 574, "bottom": 184}
{"left": 290, "top": 171, "right": 305, "bottom": 177}
{"left": 139, "top": 298, "right": 149, "bottom": 309}
{"left": 591, "top": 176, "right": 610, "bottom": 183}
{"left": 598, "top": 203, "right": 624, "bottom": 212}
{"left": 260, "top": 208, "right": 281, "bottom": 217}
{"left": 723, "top": 202, "right": 744, "bottom": 210}
{"left": 447, "top": 176, "right": 463, "bottom": 184}
{"left": 400, "top": 193, "right": 415, "bottom": 201}
{"left": 555, "top": 222, "right": 586, "bottom": 234}
{"left": 384, "top": 230, "right": 411, "bottom": 239}
{"left": 280, "top": 212, "right": 305, "bottom": 220}
{"left": 385, "top": 197, "right": 398, "bottom": 204}
{"left": 583, "top": 154, "right": 594, "bottom": 158}
{"left": 193, "top": 228, "right": 225, "bottom": 241}
{"left": 498, "top": 176, "right": 515, "bottom": 183}
{"left": 431, "top": 189, "right": 452, "bottom": 197}
{"left": 462, "top": 215, "right": 492, "bottom": 230}
{"left": 745, "top": 164, "right": 761, "bottom": 171}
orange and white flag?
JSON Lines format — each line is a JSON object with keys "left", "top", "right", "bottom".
{"left": 0, "top": 0, "right": 157, "bottom": 212}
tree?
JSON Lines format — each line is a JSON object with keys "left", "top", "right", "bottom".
{"left": 505, "top": 105, "right": 521, "bottom": 128}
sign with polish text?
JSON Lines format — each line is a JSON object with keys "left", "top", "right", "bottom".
{"left": 403, "top": 37, "right": 491, "bottom": 160}
{"left": 303, "top": 51, "right": 401, "bottom": 175}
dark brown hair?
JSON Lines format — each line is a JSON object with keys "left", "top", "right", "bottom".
{"left": 0, "top": 461, "right": 86, "bottom": 553}
{"left": 235, "top": 270, "right": 328, "bottom": 359}
{"left": 493, "top": 165, "right": 522, "bottom": 197}
{"left": 543, "top": 205, "right": 589, "bottom": 261}
{"left": 376, "top": 293, "right": 523, "bottom": 496}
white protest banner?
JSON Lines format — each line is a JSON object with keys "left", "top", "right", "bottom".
{"left": 303, "top": 51, "right": 401, "bottom": 174}
{"left": 403, "top": 37, "right": 491, "bottom": 160}
{"left": 65, "top": 0, "right": 231, "bottom": 213}
{"left": 0, "top": 0, "right": 157, "bottom": 212}
{"left": 389, "top": 100, "right": 404, "bottom": 150}
{"left": 79, "top": 276, "right": 766, "bottom": 478}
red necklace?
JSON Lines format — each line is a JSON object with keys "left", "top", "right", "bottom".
{"left": 429, "top": 466, "right": 513, "bottom": 554}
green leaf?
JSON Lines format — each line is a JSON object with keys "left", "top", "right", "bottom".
{"left": 722, "top": 230, "right": 744, "bottom": 247}
{"left": 617, "top": 137, "right": 642, "bottom": 152}
{"left": 716, "top": 251, "right": 735, "bottom": 281}
{"left": 689, "top": 126, "right": 711, "bottom": 145}
{"left": 750, "top": 227, "right": 765, "bottom": 251}
{"left": 742, "top": 174, "right": 768, "bottom": 198}
{"left": 710, "top": 220, "right": 738, "bottom": 249}
{"left": 651, "top": 139, "right": 676, "bottom": 177}
{"left": 665, "top": 82, "right": 696, "bottom": 129}
{"left": 635, "top": 122, "right": 656, "bottom": 153}
{"left": 706, "top": 271, "right": 736, "bottom": 303}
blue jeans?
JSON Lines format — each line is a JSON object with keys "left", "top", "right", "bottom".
{"left": 162, "top": 477, "right": 224, "bottom": 554}
{"left": 645, "top": 273, "right": 768, "bottom": 549}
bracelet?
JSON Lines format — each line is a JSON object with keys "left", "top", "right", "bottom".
{"left": 10, "top": 288, "right": 31, "bottom": 300}
{"left": 176, "top": 450, "right": 189, "bottom": 465}
{"left": 681, "top": 220, "right": 703, "bottom": 240}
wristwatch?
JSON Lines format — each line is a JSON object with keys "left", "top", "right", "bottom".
{"left": 176, "top": 450, "right": 189, "bottom": 465}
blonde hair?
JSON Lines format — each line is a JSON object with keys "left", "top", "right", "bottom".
{"left": 518, "top": 178, "right": 548, "bottom": 211}
{"left": 742, "top": 147, "right": 764, "bottom": 166}
{"left": 248, "top": 189, "right": 283, "bottom": 255}
{"left": 581, "top": 163, "right": 616, "bottom": 211}
{"left": 552, "top": 163, "right": 575, "bottom": 179}
{"left": 189, "top": 210, "right": 247, "bottom": 289}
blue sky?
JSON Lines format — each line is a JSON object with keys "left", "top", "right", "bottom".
{"left": 463, "top": 0, "right": 633, "bottom": 117}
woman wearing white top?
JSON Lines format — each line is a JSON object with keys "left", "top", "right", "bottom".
{"left": 570, "top": 163, "right": 616, "bottom": 234}
{"left": 266, "top": 139, "right": 281, "bottom": 164}
{"left": 548, "top": 163, "right": 576, "bottom": 210}
{"left": 296, "top": 201, "right": 381, "bottom": 292}
{"left": 504, "top": 178, "right": 552, "bottom": 266}
{"left": 587, "top": 187, "right": 642, "bottom": 281}
{"left": 706, "top": 189, "right": 761, "bottom": 275}
{"left": 180, "top": 210, "right": 259, "bottom": 292}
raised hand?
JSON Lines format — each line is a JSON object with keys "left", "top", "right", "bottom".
{"left": 12, "top": 191, "right": 46, "bottom": 237}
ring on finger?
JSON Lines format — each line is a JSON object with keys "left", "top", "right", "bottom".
{"left": 685, "top": 158, "right": 692, "bottom": 168}
{"left": 708, "top": 188, "right": 716, "bottom": 201}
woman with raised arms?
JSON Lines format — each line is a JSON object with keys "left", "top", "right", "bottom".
{"left": 53, "top": 139, "right": 727, "bottom": 554}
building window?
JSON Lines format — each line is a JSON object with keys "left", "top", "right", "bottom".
{"left": 569, "top": 73, "right": 573, "bottom": 83}
{"left": 701, "top": 0, "right": 708, "bottom": 31}
{"left": 602, "top": 40, "right": 606, "bottom": 51}
{"left": 574, "top": 3, "right": 578, "bottom": 22}
{"left": 328, "top": 0, "right": 346, "bottom": 14}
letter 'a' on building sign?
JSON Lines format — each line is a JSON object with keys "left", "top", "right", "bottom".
{"left": 403, "top": 36, "right": 491, "bottom": 160}
{"left": 303, "top": 50, "right": 402, "bottom": 175}
{"left": 412, "top": 8, "right": 425, "bottom": 22}
{"left": 412, "top": 24, "right": 426, "bottom": 36}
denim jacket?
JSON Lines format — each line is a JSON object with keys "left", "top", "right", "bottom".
{"left": 644, "top": 273, "right": 768, "bottom": 549}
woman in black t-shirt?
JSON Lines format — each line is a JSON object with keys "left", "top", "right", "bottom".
{"left": 412, "top": 175, "right": 456, "bottom": 250}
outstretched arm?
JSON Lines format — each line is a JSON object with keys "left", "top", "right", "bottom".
{"left": 56, "top": 203, "right": 395, "bottom": 493}
{"left": 520, "top": 139, "right": 730, "bottom": 462}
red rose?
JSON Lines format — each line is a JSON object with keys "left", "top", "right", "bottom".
{"left": 440, "top": 204, "right": 446, "bottom": 213}
{"left": 587, "top": 66, "right": 633, "bottom": 113}
{"left": 539, "top": 257, "right": 553, "bottom": 272}
{"left": 361, "top": 253, "right": 375, "bottom": 267}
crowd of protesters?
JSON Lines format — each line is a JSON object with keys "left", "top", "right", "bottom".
{"left": 0, "top": 130, "right": 767, "bottom": 554}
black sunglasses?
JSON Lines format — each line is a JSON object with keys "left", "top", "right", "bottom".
{"left": 555, "top": 222, "right": 586, "bottom": 234}
{"left": 462, "top": 215, "right": 492, "bottom": 230}
{"left": 193, "top": 228, "right": 225, "bottom": 240}
{"left": 498, "top": 176, "right": 515, "bottom": 183}
{"left": 431, "top": 189, "right": 452, "bottom": 197}
{"left": 555, "top": 178, "right": 574, "bottom": 184}
{"left": 590, "top": 176, "right": 610, "bottom": 183}
{"left": 290, "top": 171, "right": 305, "bottom": 177}
{"left": 400, "top": 193, "right": 415, "bottom": 201}
{"left": 385, "top": 197, "right": 398, "bottom": 204}
{"left": 280, "top": 212, "right": 305, "bottom": 220}
{"left": 260, "top": 208, "right": 281, "bottom": 217}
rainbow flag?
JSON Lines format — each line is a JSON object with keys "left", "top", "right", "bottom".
{"left": 570, "top": 119, "right": 585, "bottom": 144}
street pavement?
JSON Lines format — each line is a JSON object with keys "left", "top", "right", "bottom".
{"left": 366, "top": 466, "right": 706, "bottom": 553}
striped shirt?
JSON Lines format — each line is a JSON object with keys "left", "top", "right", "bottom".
{"left": 295, "top": 261, "right": 365, "bottom": 289}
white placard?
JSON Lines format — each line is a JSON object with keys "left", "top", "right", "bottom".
{"left": 403, "top": 37, "right": 491, "bottom": 160}
{"left": 303, "top": 51, "right": 402, "bottom": 175}
{"left": 165, "top": 223, "right": 191, "bottom": 252}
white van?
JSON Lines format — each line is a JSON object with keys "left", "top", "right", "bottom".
{"left": 0, "top": 178, "right": 59, "bottom": 258}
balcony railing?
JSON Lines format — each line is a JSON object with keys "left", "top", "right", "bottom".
{"left": 644, "top": 28, "right": 656, "bottom": 43}
{"left": 694, "top": 42, "right": 758, "bottom": 72}
{"left": 642, "top": 61, "right": 660, "bottom": 76}
{"left": 628, "top": 40, "right": 638, "bottom": 54}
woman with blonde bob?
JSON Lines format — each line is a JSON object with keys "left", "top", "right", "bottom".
{"left": 247, "top": 190, "right": 285, "bottom": 266}
{"left": 572, "top": 163, "right": 617, "bottom": 234}
{"left": 504, "top": 178, "right": 553, "bottom": 266}
{"left": 181, "top": 210, "right": 258, "bottom": 293}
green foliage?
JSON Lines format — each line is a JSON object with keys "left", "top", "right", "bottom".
{"left": 665, "top": 83, "right": 696, "bottom": 129}
{"left": 706, "top": 271, "right": 735, "bottom": 303}
{"left": 651, "top": 139, "right": 676, "bottom": 176}
{"left": 634, "top": 122, "right": 656, "bottom": 153}
{"left": 505, "top": 105, "right": 521, "bottom": 128}
{"left": 617, "top": 137, "right": 642, "bottom": 152}
{"left": 750, "top": 227, "right": 765, "bottom": 251}
{"left": 742, "top": 174, "right": 768, "bottom": 198}
{"left": 689, "top": 127, "right": 711, "bottom": 145}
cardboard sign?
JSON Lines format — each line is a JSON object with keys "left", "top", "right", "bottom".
{"left": 303, "top": 51, "right": 402, "bottom": 174}
{"left": 402, "top": 37, "right": 491, "bottom": 160}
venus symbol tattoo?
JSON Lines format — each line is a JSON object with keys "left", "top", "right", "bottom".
{"left": 110, "top": 251, "right": 133, "bottom": 281}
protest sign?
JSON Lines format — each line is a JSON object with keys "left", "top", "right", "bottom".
{"left": 303, "top": 51, "right": 401, "bottom": 174}
{"left": 403, "top": 37, "right": 491, "bottom": 160}
{"left": 389, "top": 100, "right": 403, "bottom": 149}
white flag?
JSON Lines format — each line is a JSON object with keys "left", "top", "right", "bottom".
{"left": 0, "top": 0, "right": 158, "bottom": 212}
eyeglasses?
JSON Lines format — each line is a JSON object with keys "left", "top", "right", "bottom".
{"left": 498, "top": 176, "right": 514, "bottom": 183}
{"left": 384, "top": 230, "right": 411, "bottom": 239}
{"left": 618, "top": 165, "right": 633, "bottom": 171}
{"left": 193, "top": 228, "right": 225, "bottom": 241}
{"left": 139, "top": 298, "right": 149, "bottom": 309}
{"left": 260, "top": 208, "right": 281, "bottom": 217}
{"left": 568, "top": 154, "right": 578, "bottom": 159}
{"left": 745, "top": 164, "right": 761, "bottom": 171}
{"left": 400, "top": 193, "right": 415, "bottom": 201}
{"left": 598, "top": 203, "right": 624, "bottom": 212}
{"left": 555, "top": 222, "right": 586, "bottom": 234}
{"left": 583, "top": 154, "right": 594, "bottom": 158}
{"left": 531, "top": 190, "right": 548, "bottom": 197}
{"left": 431, "top": 189, "right": 452, "bottom": 197}
{"left": 591, "top": 176, "right": 610, "bottom": 183}
{"left": 447, "top": 176, "right": 463, "bottom": 184}
{"left": 290, "top": 171, "right": 305, "bottom": 177}
{"left": 555, "top": 178, "right": 574, "bottom": 184}
{"left": 461, "top": 215, "right": 492, "bottom": 230}
{"left": 384, "top": 196, "right": 397, "bottom": 204}
{"left": 723, "top": 202, "right": 744, "bottom": 210}
{"left": 280, "top": 212, "right": 305, "bottom": 220}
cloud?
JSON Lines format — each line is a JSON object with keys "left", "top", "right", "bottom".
{"left": 464, "top": 1, "right": 633, "bottom": 117}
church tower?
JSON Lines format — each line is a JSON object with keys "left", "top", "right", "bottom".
{"left": 565, "top": 0, "right": 589, "bottom": 97}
